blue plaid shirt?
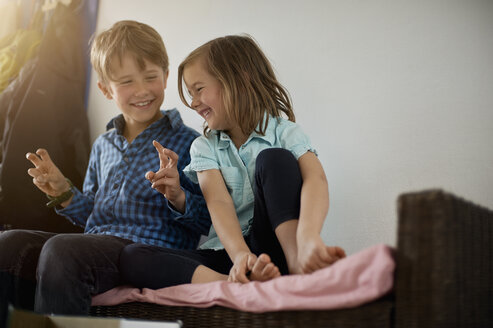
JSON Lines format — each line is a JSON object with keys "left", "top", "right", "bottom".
{"left": 57, "top": 109, "right": 210, "bottom": 249}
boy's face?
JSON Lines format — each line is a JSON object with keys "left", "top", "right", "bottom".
{"left": 98, "top": 53, "right": 168, "bottom": 132}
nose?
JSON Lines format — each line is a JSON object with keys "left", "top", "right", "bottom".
{"left": 134, "top": 81, "right": 149, "bottom": 97}
{"left": 190, "top": 95, "right": 200, "bottom": 109}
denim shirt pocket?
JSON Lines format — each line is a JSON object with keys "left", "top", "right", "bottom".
{"left": 219, "top": 166, "right": 245, "bottom": 208}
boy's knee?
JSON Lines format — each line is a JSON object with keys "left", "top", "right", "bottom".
{"left": 0, "top": 230, "right": 46, "bottom": 268}
{"left": 37, "top": 235, "right": 79, "bottom": 275}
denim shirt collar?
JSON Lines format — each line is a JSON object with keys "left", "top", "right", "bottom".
{"left": 215, "top": 115, "right": 278, "bottom": 150}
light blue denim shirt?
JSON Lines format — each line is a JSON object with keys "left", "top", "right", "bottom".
{"left": 184, "top": 115, "right": 317, "bottom": 249}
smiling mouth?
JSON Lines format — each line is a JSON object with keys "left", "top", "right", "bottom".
{"left": 133, "top": 99, "right": 153, "bottom": 108}
{"left": 198, "top": 108, "right": 211, "bottom": 119}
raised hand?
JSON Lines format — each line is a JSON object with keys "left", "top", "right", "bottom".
{"left": 146, "top": 140, "right": 185, "bottom": 211}
{"left": 26, "top": 149, "right": 70, "bottom": 197}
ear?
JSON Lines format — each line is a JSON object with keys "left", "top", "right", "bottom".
{"left": 97, "top": 81, "right": 113, "bottom": 100}
{"left": 163, "top": 70, "right": 169, "bottom": 89}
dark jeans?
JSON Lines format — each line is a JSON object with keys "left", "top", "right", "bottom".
{"left": 0, "top": 230, "right": 132, "bottom": 327}
{"left": 120, "top": 148, "right": 302, "bottom": 289}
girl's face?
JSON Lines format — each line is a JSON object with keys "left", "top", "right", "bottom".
{"left": 183, "top": 58, "right": 234, "bottom": 133}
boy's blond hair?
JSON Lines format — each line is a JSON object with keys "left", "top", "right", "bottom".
{"left": 178, "top": 35, "right": 294, "bottom": 137}
{"left": 91, "top": 20, "right": 169, "bottom": 84}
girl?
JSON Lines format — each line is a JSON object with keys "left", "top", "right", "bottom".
{"left": 120, "top": 35, "right": 345, "bottom": 287}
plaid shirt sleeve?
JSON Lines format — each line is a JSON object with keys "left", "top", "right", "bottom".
{"left": 55, "top": 137, "right": 101, "bottom": 226}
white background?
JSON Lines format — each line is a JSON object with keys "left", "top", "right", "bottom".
{"left": 87, "top": 0, "right": 493, "bottom": 255}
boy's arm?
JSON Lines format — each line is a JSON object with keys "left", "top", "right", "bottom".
{"left": 197, "top": 169, "right": 255, "bottom": 283}
{"left": 148, "top": 140, "right": 211, "bottom": 235}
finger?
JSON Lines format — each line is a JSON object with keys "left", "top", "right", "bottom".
{"left": 27, "top": 167, "right": 43, "bottom": 179}
{"left": 246, "top": 253, "right": 258, "bottom": 271}
{"left": 145, "top": 171, "right": 155, "bottom": 181}
{"left": 36, "top": 148, "right": 55, "bottom": 166}
{"left": 161, "top": 148, "right": 179, "bottom": 168}
{"left": 234, "top": 260, "right": 251, "bottom": 283}
{"left": 27, "top": 167, "right": 54, "bottom": 185}
{"left": 153, "top": 140, "right": 169, "bottom": 169}
{"left": 151, "top": 168, "right": 178, "bottom": 182}
{"left": 235, "top": 270, "right": 250, "bottom": 283}
{"left": 262, "top": 263, "right": 280, "bottom": 278}
{"left": 26, "top": 152, "right": 42, "bottom": 168}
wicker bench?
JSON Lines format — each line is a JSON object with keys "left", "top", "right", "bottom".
{"left": 90, "top": 190, "right": 493, "bottom": 328}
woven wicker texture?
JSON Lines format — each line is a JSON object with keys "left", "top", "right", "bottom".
{"left": 90, "top": 298, "right": 393, "bottom": 328}
{"left": 395, "top": 189, "right": 493, "bottom": 328}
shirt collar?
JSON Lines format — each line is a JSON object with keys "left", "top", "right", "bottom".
{"left": 105, "top": 109, "right": 182, "bottom": 135}
{"left": 215, "top": 114, "right": 279, "bottom": 149}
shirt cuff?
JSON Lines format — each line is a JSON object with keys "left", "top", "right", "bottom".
{"left": 167, "top": 187, "right": 193, "bottom": 219}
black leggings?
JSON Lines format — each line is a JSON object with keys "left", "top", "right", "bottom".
{"left": 120, "top": 148, "right": 302, "bottom": 289}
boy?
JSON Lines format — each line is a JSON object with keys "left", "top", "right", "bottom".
{"left": 0, "top": 20, "right": 210, "bottom": 324}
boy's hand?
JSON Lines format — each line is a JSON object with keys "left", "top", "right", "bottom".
{"left": 296, "top": 235, "right": 346, "bottom": 274}
{"left": 26, "top": 149, "right": 71, "bottom": 197}
{"left": 146, "top": 140, "right": 185, "bottom": 212}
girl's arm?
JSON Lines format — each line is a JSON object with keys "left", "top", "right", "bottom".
{"left": 296, "top": 151, "right": 345, "bottom": 273}
{"left": 197, "top": 169, "right": 255, "bottom": 282}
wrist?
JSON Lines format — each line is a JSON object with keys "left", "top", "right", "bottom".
{"left": 233, "top": 250, "right": 251, "bottom": 264}
{"left": 46, "top": 179, "right": 74, "bottom": 208}
{"left": 169, "top": 189, "right": 186, "bottom": 213}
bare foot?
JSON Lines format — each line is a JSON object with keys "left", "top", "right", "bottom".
{"left": 295, "top": 242, "right": 347, "bottom": 274}
{"left": 327, "top": 246, "right": 346, "bottom": 263}
{"left": 248, "top": 254, "right": 281, "bottom": 282}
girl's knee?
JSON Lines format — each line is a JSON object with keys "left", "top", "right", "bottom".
{"left": 256, "top": 148, "right": 297, "bottom": 170}
{"left": 255, "top": 148, "right": 301, "bottom": 182}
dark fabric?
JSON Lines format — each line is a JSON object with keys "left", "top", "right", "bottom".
{"left": 0, "top": 1, "right": 90, "bottom": 233}
{"left": 34, "top": 233, "right": 133, "bottom": 315}
{"left": 120, "top": 246, "right": 231, "bottom": 289}
{"left": 119, "top": 148, "right": 302, "bottom": 288}
{"left": 0, "top": 230, "right": 55, "bottom": 328}
{"left": 246, "top": 148, "right": 302, "bottom": 274}
{"left": 0, "top": 229, "right": 133, "bottom": 325}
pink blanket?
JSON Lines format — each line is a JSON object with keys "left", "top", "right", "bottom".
{"left": 92, "top": 244, "right": 394, "bottom": 313}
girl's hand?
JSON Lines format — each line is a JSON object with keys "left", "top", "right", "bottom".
{"left": 146, "top": 140, "right": 185, "bottom": 211}
{"left": 228, "top": 251, "right": 257, "bottom": 283}
{"left": 297, "top": 235, "right": 346, "bottom": 274}
{"left": 26, "top": 149, "right": 71, "bottom": 197}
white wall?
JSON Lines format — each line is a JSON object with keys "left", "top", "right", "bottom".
{"left": 87, "top": 0, "right": 493, "bottom": 255}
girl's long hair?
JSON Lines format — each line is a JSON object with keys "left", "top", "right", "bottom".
{"left": 178, "top": 35, "right": 295, "bottom": 136}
